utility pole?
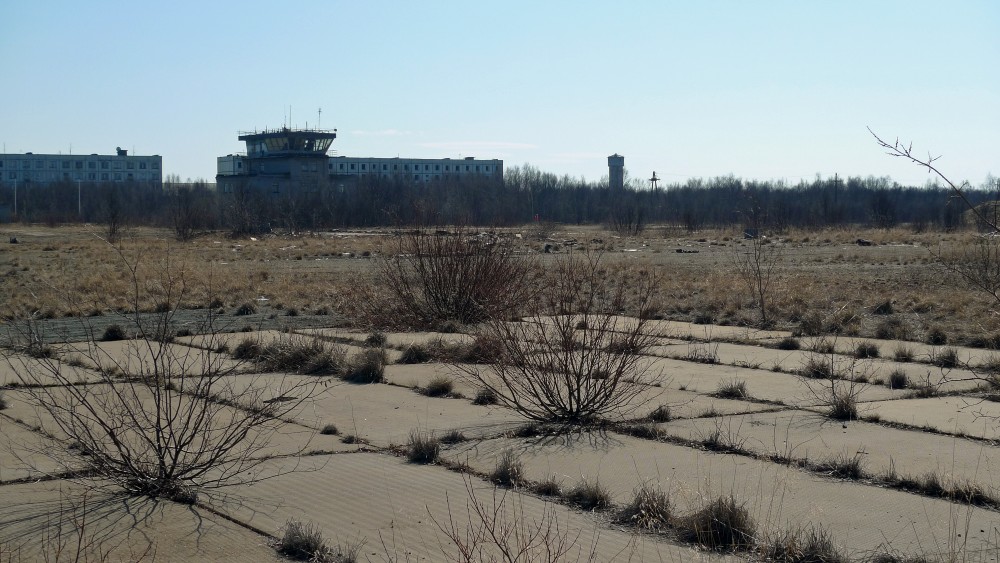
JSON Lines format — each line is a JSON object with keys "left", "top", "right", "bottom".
{"left": 77, "top": 179, "right": 82, "bottom": 218}
{"left": 13, "top": 179, "right": 16, "bottom": 219}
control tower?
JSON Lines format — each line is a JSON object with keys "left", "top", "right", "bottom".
{"left": 608, "top": 154, "right": 624, "bottom": 190}
{"left": 217, "top": 127, "right": 338, "bottom": 195}
{"left": 238, "top": 127, "right": 337, "bottom": 158}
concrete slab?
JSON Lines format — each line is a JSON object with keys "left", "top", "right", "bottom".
{"left": 646, "top": 357, "right": 904, "bottom": 407}
{"left": 1, "top": 352, "right": 102, "bottom": 386}
{"left": 652, "top": 341, "right": 983, "bottom": 393}
{"left": 0, "top": 480, "right": 280, "bottom": 562}
{"left": 660, "top": 409, "right": 1000, "bottom": 494}
{"left": 798, "top": 336, "right": 1000, "bottom": 371}
{"left": 209, "top": 452, "right": 731, "bottom": 562}
{"left": 862, "top": 396, "right": 1000, "bottom": 440}
{"left": 642, "top": 319, "right": 794, "bottom": 341}
{"left": 643, "top": 388, "right": 785, "bottom": 420}
{"left": 0, "top": 383, "right": 343, "bottom": 461}
{"left": 384, "top": 362, "right": 480, "bottom": 398}
{"left": 298, "top": 327, "right": 474, "bottom": 349}
{"left": 0, "top": 418, "right": 72, "bottom": 482}
{"left": 442, "top": 433, "right": 1000, "bottom": 558}
{"left": 56, "top": 339, "right": 241, "bottom": 378}
{"left": 203, "top": 374, "right": 524, "bottom": 447}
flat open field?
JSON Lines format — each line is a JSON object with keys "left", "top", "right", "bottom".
{"left": 3, "top": 224, "right": 1000, "bottom": 561}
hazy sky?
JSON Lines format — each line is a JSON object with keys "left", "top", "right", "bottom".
{"left": 1, "top": 1, "right": 996, "bottom": 187}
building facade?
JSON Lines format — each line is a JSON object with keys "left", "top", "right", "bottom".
{"left": 0, "top": 148, "right": 162, "bottom": 186}
{"left": 216, "top": 127, "right": 502, "bottom": 193}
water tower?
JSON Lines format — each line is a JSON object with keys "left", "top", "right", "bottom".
{"left": 608, "top": 154, "right": 624, "bottom": 190}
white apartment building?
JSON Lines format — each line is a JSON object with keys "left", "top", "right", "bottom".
{"left": 0, "top": 149, "right": 162, "bottom": 185}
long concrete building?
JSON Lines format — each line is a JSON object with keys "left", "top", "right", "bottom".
{"left": 216, "top": 127, "right": 501, "bottom": 194}
{"left": 0, "top": 148, "right": 162, "bottom": 186}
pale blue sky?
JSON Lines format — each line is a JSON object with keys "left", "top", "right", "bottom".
{"left": 1, "top": 1, "right": 996, "bottom": 186}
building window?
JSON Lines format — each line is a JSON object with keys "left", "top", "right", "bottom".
{"left": 382, "top": 164, "right": 388, "bottom": 171}
{"left": 339, "top": 163, "right": 344, "bottom": 170}
{"left": 115, "top": 172, "right": 122, "bottom": 180}
{"left": 114, "top": 161, "right": 122, "bottom": 170}
{"left": 8, "top": 172, "right": 15, "bottom": 179}
{"left": 361, "top": 164, "right": 366, "bottom": 171}
{"left": 127, "top": 162, "right": 134, "bottom": 170}
{"left": 101, "top": 161, "right": 108, "bottom": 169}
{"left": 404, "top": 165, "right": 409, "bottom": 171}
{"left": 48, "top": 161, "right": 55, "bottom": 169}
{"left": 75, "top": 161, "right": 83, "bottom": 169}
{"left": 62, "top": 161, "right": 70, "bottom": 169}
{"left": 445, "top": 165, "right": 449, "bottom": 171}
{"left": 101, "top": 173, "right": 109, "bottom": 180}
{"left": 476, "top": 165, "right": 480, "bottom": 172}
{"left": 88, "top": 173, "right": 96, "bottom": 180}
{"left": 152, "top": 161, "right": 159, "bottom": 169}
{"left": 393, "top": 164, "right": 398, "bottom": 171}
{"left": 87, "top": 161, "right": 95, "bottom": 169}
{"left": 485, "top": 166, "right": 490, "bottom": 172}
{"left": 127, "top": 173, "right": 134, "bottom": 181}
{"left": 435, "top": 164, "right": 440, "bottom": 171}
{"left": 37, "top": 161, "right": 44, "bottom": 169}
{"left": 350, "top": 163, "right": 356, "bottom": 170}
{"left": 22, "top": 160, "right": 29, "bottom": 168}
{"left": 272, "top": 182, "right": 279, "bottom": 194}
{"left": 414, "top": 175, "right": 419, "bottom": 180}
{"left": 139, "top": 162, "right": 147, "bottom": 169}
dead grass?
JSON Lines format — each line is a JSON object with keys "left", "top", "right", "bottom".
{"left": 4, "top": 225, "right": 1000, "bottom": 346}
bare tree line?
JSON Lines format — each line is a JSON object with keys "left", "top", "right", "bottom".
{"left": 1, "top": 168, "right": 997, "bottom": 235}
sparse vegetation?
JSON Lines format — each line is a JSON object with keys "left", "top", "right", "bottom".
{"left": 854, "top": 341, "right": 880, "bottom": 359}
{"left": 279, "top": 519, "right": 329, "bottom": 561}
{"left": 564, "top": 478, "right": 612, "bottom": 511}
{"left": 472, "top": 387, "right": 498, "bottom": 405}
{"left": 407, "top": 431, "right": 440, "bottom": 464}
{"left": 648, "top": 404, "right": 672, "bottom": 423}
{"left": 893, "top": 344, "right": 915, "bottom": 363}
{"left": 932, "top": 347, "right": 960, "bottom": 369}
{"left": 714, "top": 379, "right": 749, "bottom": 400}
{"left": 320, "top": 423, "right": 338, "bottom": 435}
{"left": 887, "top": 369, "right": 909, "bottom": 390}
{"left": 681, "top": 496, "right": 756, "bottom": 550}
{"left": 421, "top": 375, "right": 454, "bottom": 397}
{"left": 490, "top": 449, "right": 524, "bottom": 487}
{"left": 776, "top": 337, "right": 801, "bottom": 350}
{"left": 101, "top": 324, "right": 126, "bottom": 341}
{"left": 615, "top": 483, "right": 672, "bottom": 530}
{"left": 342, "top": 348, "right": 386, "bottom": 383}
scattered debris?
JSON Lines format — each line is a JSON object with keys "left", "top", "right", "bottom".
{"left": 856, "top": 238, "right": 873, "bottom": 246}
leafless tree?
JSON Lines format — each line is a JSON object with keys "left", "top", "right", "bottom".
{"left": 456, "top": 251, "right": 660, "bottom": 425}
{"left": 2, "top": 241, "right": 323, "bottom": 503}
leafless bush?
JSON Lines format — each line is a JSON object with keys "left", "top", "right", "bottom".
{"left": 373, "top": 228, "right": 538, "bottom": 328}
{"left": 1, "top": 243, "right": 322, "bottom": 503}
{"left": 431, "top": 476, "right": 597, "bottom": 563}
{"left": 733, "top": 225, "right": 781, "bottom": 327}
{"left": 456, "top": 251, "right": 660, "bottom": 425}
